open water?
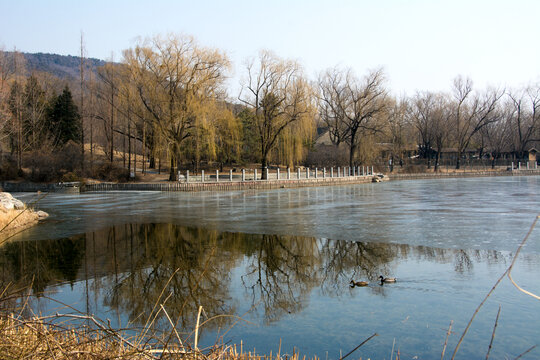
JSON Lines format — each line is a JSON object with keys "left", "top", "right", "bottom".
{"left": 4, "top": 176, "right": 540, "bottom": 359}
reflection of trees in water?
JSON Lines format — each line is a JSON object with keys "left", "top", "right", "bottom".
{"left": 319, "top": 240, "right": 397, "bottom": 295}
{"left": 241, "top": 234, "right": 319, "bottom": 323}
{"left": 0, "top": 224, "right": 517, "bottom": 330}
{"left": 454, "top": 250, "right": 473, "bottom": 273}
{"left": 98, "top": 224, "right": 240, "bottom": 336}
{"left": 0, "top": 235, "right": 85, "bottom": 295}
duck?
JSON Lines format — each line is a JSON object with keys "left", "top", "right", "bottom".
{"left": 350, "top": 280, "right": 369, "bottom": 287}
{"left": 379, "top": 275, "right": 397, "bottom": 283}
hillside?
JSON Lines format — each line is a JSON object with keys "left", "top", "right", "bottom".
{"left": 3, "top": 51, "right": 106, "bottom": 80}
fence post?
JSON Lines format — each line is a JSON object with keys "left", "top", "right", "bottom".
{"left": 287, "top": 167, "right": 291, "bottom": 180}
{"left": 323, "top": 167, "right": 326, "bottom": 178}
{"left": 306, "top": 168, "right": 310, "bottom": 179}
{"left": 186, "top": 170, "right": 190, "bottom": 183}
{"left": 297, "top": 168, "right": 301, "bottom": 179}
{"left": 330, "top": 167, "right": 334, "bottom": 178}
{"left": 353, "top": 167, "right": 356, "bottom": 177}
{"left": 201, "top": 170, "right": 205, "bottom": 182}
{"left": 265, "top": 167, "right": 269, "bottom": 181}
{"left": 338, "top": 167, "right": 341, "bottom": 177}
{"left": 518, "top": 162, "right": 521, "bottom": 170}
{"left": 242, "top": 169, "right": 245, "bottom": 181}
{"left": 277, "top": 168, "right": 280, "bottom": 180}
{"left": 229, "top": 169, "right": 233, "bottom": 182}
{"left": 254, "top": 169, "right": 257, "bottom": 181}
{"left": 315, "top": 168, "right": 318, "bottom": 178}
{"left": 216, "top": 170, "right": 219, "bottom": 182}
{"left": 371, "top": 166, "right": 374, "bottom": 175}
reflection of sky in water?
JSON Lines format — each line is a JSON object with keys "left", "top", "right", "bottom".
{"left": 7, "top": 176, "right": 540, "bottom": 359}
{"left": 17, "top": 234, "right": 540, "bottom": 360}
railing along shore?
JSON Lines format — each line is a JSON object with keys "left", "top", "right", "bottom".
{"left": 1, "top": 166, "right": 539, "bottom": 193}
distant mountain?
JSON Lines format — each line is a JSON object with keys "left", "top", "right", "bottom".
{"left": 5, "top": 51, "right": 107, "bottom": 81}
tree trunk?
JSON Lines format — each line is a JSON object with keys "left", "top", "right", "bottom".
{"left": 168, "top": 155, "right": 175, "bottom": 181}
{"left": 127, "top": 120, "right": 131, "bottom": 177}
{"left": 261, "top": 153, "right": 268, "bottom": 180}
{"left": 348, "top": 143, "right": 356, "bottom": 169}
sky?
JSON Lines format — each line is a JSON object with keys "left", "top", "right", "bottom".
{"left": 1, "top": 0, "right": 539, "bottom": 98}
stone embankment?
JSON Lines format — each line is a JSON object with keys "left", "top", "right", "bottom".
{"left": 0, "top": 192, "right": 48, "bottom": 240}
{"left": 82, "top": 175, "right": 376, "bottom": 192}
{"left": 388, "top": 169, "right": 540, "bottom": 180}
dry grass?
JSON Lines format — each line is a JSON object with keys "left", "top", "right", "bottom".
{"left": 0, "top": 310, "right": 315, "bottom": 360}
{"left": 0, "top": 208, "right": 39, "bottom": 242}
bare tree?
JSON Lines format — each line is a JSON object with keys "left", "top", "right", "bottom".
{"left": 409, "top": 92, "right": 436, "bottom": 166}
{"left": 450, "top": 76, "right": 504, "bottom": 169}
{"left": 507, "top": 85, "right": 540, "bottom": 158}
{"left": 22, "top": 75, "right": 47, "bottom": 150}
{"left": 239, "top": 50, "right": 314, "bottom": 178}
{"left": 386, "top": 99, "right": 411, "bottom": 165}
{"left": 430, "top": 94, "right": 451, "bottom": 171}
{"left": 318, "top": 67, "right": 387, "bottom": 168}
{"left": 480, "top": 103, "right": 513, "bottom": 168}
{"left": 96, "top": 59, "right": 118, "bottom": 163}
{"left": 80, "top": 32, "right": 86, "bottom": 171}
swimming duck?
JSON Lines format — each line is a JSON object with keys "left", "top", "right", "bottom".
{"left": 379, "top": 275, "right": 397, "bottom": 283}
{"left": 350, "top": 280, "right": 369, "bottom": 287}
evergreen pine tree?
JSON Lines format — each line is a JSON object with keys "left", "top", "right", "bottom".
{"left": 46, "top": 86, "right": 81, "bottom": 147}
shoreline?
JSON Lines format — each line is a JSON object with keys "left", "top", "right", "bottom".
{"left": 1, "top": 169, "right": 539, "bottom": 193}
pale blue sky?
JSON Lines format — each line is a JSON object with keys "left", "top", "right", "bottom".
{"left": 1, "top": 0, "right": 539, "bottom": 97}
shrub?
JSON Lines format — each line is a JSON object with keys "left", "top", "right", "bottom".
{"left": 92, "top": 162, "right": 131, "bottom": 182}
{"left": 0, "top": 157, "right": 20, "bottom": 181}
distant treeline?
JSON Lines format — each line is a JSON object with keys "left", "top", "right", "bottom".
{"left": 0, "top": 35, "right": 538, "bottom": 182}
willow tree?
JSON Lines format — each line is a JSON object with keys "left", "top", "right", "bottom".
{"left": 318, "top": 67, "right": 387, "bottom": 168}
{"left": 239, "top": 51, "right": 315, "bottom": 179}
{"left": 179, "top": 102, "right": 241, "bottom": 171}
{"left": 124, "top": 34, "right": 229, "bottom": 180}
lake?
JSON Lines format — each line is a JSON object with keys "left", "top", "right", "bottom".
{"left": 4, "top": 176, "right": 540, "bottom": 359}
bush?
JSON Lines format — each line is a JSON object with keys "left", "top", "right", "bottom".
{"left": 404, "top": 164, "right": 427, "bottom": 173}
{"left": 56, "top": 141, "right": 82, "bottom": 173}
{"left": 304, "top": 144, "right": 348, "bottom": 167}
{"left": 61, "top": 172, "right": 82, "bottom": 183}
{"left": 92, "top": 162, "right": 131, "bottom": 182}
{"left": 22, "top": 142, "right": 83, "bottom": 182}
{"left": 0, "top": 157, "right": 20, "bottom": 181}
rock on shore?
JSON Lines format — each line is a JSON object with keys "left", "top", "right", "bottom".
{"left": 0, "top": 192, "right": 48, "bottom": 240}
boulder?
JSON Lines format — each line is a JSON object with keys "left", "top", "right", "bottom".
{"left": 0, "top": 192, "right": 16, "bottom": 210}
{"left": 36, "top": 210, "right": 49, "bottom": 219}
{"left": 13, "top": 199, "right": 25, "bottom": 210}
